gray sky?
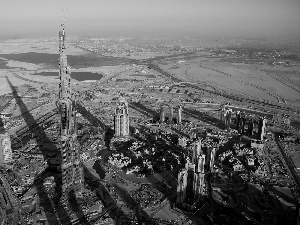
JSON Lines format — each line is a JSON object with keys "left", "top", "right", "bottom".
{"left": 1, "top": 0, "right": 300, "bottom": 39}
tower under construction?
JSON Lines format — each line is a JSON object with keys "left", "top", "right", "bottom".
{"left": 58, "top": 19, "right": 83, "bottom": 202}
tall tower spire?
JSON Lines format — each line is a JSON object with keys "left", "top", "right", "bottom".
{"left": 58, "top": 11, "right": 83, "bottom": 202}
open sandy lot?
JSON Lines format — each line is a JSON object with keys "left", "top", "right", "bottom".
{"left": 159, "top": 58, "right": 300, "bottom": 104}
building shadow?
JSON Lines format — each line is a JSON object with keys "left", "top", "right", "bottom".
{"left": 131, "top": 102, "right": 158, "bottom": 117}
{"left": 146, "top": 172, "right": 200, "bottom": 224}
{"left": 92, "top": 159, "right": 106, "bottom": 179}
{"left": 129, "top": 102, "right": 160, "bottom": 121}
{"left": 104, "top": 127, "right": 114, "bottom": 149}
{"left": 112, "top": 184, "right": 157, "bottom": 224}
{"left": 5, "top": 77, "right": 78, "bottom": 225}
{"left": 183, "top": 108, "right": 225, "bottom": 130}
{"left": 268, "top": 186, "right": 297, "bottom": 205}
{"left": 128, "top": 103, "right": 151, "bottom": 117}
{"left": 82, "top": 164, "right": 132, "bottom": 224}
{"left": 240, "top": 182, "right": 295, "bottom": 224}
{"left": 76, "top": 102, "right": 106, "bottom": 130}
{"left": 34, "top": 170, "right": 71, "bottom": 225}
{"left": 6, "top": 77, "right": 56, "bottom": 158}
{"left": 69, "top": 190, "right": 89, "bottom": 225}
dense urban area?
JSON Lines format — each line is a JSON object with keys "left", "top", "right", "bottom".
{"left": 0, "top": 23, "right": 299, "bottom": 225}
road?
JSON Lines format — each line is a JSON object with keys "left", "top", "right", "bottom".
{"left": 0, "top": 174, "right": 23, "bottom": 224}
{"left": 275, "top": 133, "right": 300, "bottom": 201}
{"left": 148, "top": 62, "right": 299, "bottom": 114}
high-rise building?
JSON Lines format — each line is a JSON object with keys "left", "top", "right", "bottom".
{"left": 192, "top": 139, "right": 202, "bottom": 165}
{"left": 193, "top": 154, "right": 206, "bottom": 202}
{"left": 114, "top": 98, "right": 129, "bottom": 137}
{"left": 220, "top": 105, "right": 225, "bottom": 121}
{"left": 177, "top": 106, "right": 182, "bottom": 124}
{"left": 193, "top": 173, "right": 205, "bottom": 201}
{"left": 160, "top": 105, "right": 165, "bottom": 123}
{"left": 196, "top": 154, "right": 206, "bottom": 174}
{"left": 236, "top": 111, "right": 241, "bottom": 132}
{"left": 260, "top": 117, "right": 267, "bottom": 141}
{"left": 177, "top": 154, "right": 206, "bottom": 205}
{"left": 58, "top": 20, "right": 83, "bottom": 202}
{"left": 176, "top": 169, "right": 188, "bottom": 204}
{"left": 224, "top": 108, "right": 232, "bottom": 130}
{"left": 209, "top": 148, "right": 216, "bottom": 172}
{"left": 0, "top": 134, "right": 13, "bottom": 167}
{"left": 169, "top": 107, "right": 173, "bottom": 124}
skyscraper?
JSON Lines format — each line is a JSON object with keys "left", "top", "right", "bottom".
{"left": 160, "top": 105, "right": 165, "bottom": 123}
{"left": 177, "top": 106, "right": 182, "bottom": 124}
{"left": 169, "top": 106, "right": 173, "bottom": 124}
{"left": 0, "top": 134, "right": 13, "bottom": 167}
{"left": 260, "top": 117, "right": 267, "bottom": 141}
{"left": 176, "top": 169, "right": 188, "bottom": 204}
{"left": 177, "top": 154, "right": 206, "bottom": 205}
{"left": 114, "top": 98, "right": 130, "bottom": 137}
{"left": 192, "top": 139, "right": 202, "bottom": 165}
{"left": 209, "top": 148, "right": 216, "bottom": 172}
{"left": 193, "top": 154, "right": 206, "bottom": 202}
{"left": 58, "top": 20, "right": 83, "bottom": 202}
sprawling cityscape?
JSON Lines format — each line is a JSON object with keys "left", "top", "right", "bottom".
{"left": 0, "top": 1, "right": 300, "bottom": 225}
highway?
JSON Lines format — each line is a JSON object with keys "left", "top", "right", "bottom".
{"left": 275, "top": 133, "right": 300, "bottom": 201}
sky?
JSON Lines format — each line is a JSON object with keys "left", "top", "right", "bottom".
{"left": 0, "top": 0, "right": 300, "bottom": 39}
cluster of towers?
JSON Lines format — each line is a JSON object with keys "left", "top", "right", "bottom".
{"left": 58, "top": 21, "right": 83, "bottom": 202}
{"left": 160, "top": 105, "right": 182, "bottom": 124}
{"left": 114, "top": 98, "right": 130, "bottom": 137}
{"left": 176, "top": 139, "right": 216, "bottom": 205}
{"left": 220, "top": 106, "right": 233, "bottom": 130}
{"left": 221, "top": 106, "right": 268, "bottom": 141}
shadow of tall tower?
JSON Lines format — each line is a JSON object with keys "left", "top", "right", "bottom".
{"left": 5, "top": 76, "right": 53, "bottom": 158}
{"left": 5, "top": 76, "right": 75, "bottom": 225}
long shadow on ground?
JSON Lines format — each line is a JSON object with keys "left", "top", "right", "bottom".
{"left": 6, "top": 77, "right": 84, "bottom": 225}
{"left": 146, "top": 169, "right": 201, "bottom": 224}
{"left": 98, "top": 161, "right": 183, "bottom": 224}
{"left": 83, "top": 164, "right": 132, "bottom": 224}
{"left": 129, "top": 103, "right": 151, "bottom": 117}
{"left": 76, "top": 102, "right": 114, "bottom": 149}
{"left": 130, "top": 102, "right": 158, "bottom": 117}
{"left": 183, "top": 108, "right": 225, "bottom": 130}
{"left": 92, "top": 159, "right": 106, "bottom": 179}
{"left": 76, "top": 102, "right": 106, "bottom": 130}
{"left": 129, "top": 102, "right": 160, "bottom": 121}
{"left": 112, "top": 183, "right": 158, "bottom": 224}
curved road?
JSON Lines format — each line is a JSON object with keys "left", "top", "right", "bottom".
{"left": 149, "top": 62, "right": 299, "bottom": 114}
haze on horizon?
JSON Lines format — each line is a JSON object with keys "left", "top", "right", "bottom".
{"left": 1, "top": 0, "right": 300, "bottom": 40}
